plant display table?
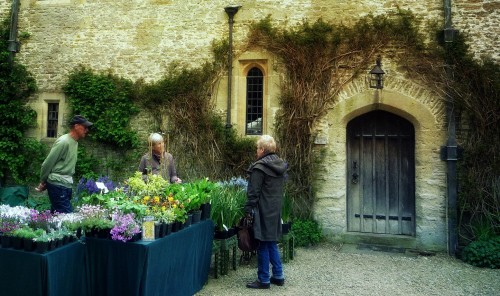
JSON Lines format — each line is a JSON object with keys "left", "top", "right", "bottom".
{"left": 213, "top": 235, "right": 238, "bottom": 276}
{"left": 85, "top": 219, "right": 214, "bottom": 296}
{"left": 0, "top": 241, "right": 87, "bottom": 296}
{"left": 280, "top": 233, "right": 295, "bottom": 263}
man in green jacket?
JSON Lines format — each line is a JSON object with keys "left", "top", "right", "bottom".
{"left": 36, "top": 115, "right": 93, "bottom": 213}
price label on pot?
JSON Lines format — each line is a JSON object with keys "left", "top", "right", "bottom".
{"left": 142, "top": 216, "right": 155, "bottom": 241}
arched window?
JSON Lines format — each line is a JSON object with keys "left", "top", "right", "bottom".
{"left": 246, "top": 67, "right": 263, "bottom": 135}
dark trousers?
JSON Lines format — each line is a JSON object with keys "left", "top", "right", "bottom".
{"left": 46, "top": 182, "right": 73, "bottom": 213}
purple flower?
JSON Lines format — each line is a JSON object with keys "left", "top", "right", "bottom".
{"left": 76, "top": 176, "right": 117, "bottom": 197}
{"left": 110, "top": 212, "right": 141, "bottom": 242}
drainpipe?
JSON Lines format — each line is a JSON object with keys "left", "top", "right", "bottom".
{"left": 8, "top": 0, "right": 21, "bottom": 67}
{"left": 224, "top": 5, "right": 241, "bottom": 129}
{"left": 441, "top": 0, "right": 459, "bottom": 257}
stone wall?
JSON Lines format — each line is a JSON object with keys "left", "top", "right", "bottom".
{"left": 11, "top": 0, "right": 498, "bottom": 92}
{"left": 3, "top": 0, "right": 497, "bottom": 251}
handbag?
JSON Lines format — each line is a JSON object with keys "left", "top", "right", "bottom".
{"left": 237, "top": 216, "right": 259, "bottom": 252}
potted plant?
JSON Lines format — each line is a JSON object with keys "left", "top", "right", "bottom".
{"left": 78, "top": 204, "right": 112, "bottom": 238}
{"left": 0, "top": 216, "right": 20, "bottom": 248}
{"left": 281, "top": 195, "right": 293, "bottom": 234}
{"left": 27, "top": 209, "right": 55, "bottom": 232}
{"left": 13, "top": 227, "right": 41, "bottom": 252}
{"left": 158, "top": 208, "right": 175, "bottom": 237}
{"left": 211, "top": 185, "right": 246, "bottom": 239}
{"left": 33, "top": 231, "right": 52, "bottom": 253}
{"left": 110, "top": 211, "right": 141, "bottom": 242}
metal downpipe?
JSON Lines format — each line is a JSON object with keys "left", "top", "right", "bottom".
{"left": 8, "top": 0, "right": 21, "bottom": 66}
{"left": 442, "top": 0, "right": 459, "bottom": 256}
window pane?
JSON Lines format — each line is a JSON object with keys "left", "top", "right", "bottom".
{"left": 246, "top": 68, "right": 263, "bottom": 135}
{"left": 47, "top": 103, "right": 59, "bottom": 138}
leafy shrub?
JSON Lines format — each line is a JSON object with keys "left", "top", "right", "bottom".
{"left": 0, "top": 19, "right": 39, "bottom": 185}
{"left": 291, "top": 218, "right": 322, "bottom": 247}
{"left": 63, "top": 66, "right": 139, "bottom": 149}
{"left": 462, "top": 236, "right": 500, "bottom": 269}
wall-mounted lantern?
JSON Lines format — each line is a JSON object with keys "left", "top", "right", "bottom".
{"left": 369, "top": 56, "right": 385, "bottom": 89}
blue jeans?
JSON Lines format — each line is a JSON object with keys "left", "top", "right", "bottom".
{"left": 257, "top": 241, "right": 284, "bottom": 283}
{"left": 46, "top": 182, "right": 73, "bottom": 213}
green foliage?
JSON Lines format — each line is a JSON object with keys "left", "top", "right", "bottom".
{"left": 291, "top": 218, "right": 322, "bottom": 247}
{"left": 438, "top": 32, "right": 500, "bottom": 239}
{"left": 74, "top": 145, "right": 99, "bottom": 181}
{"left": 210, "top": 185, "right": 246, "bottom": 231}
{"left": 249, "top": 11, "right": 427, "bottom": 218}
{"left": 133, "top": 40, "right": 254, "bottom": 181}
{"left": 462, "top": 236, "right": 500, "bottom": 269}
{"left": 12, "top": 227, "right": 42, "bottom": 239}
{"left": 63, "top": 66, "right": 139, "bottom": 149}
{"left": 0, "top": 18, "right": 41, "bottom": 185}
{"left": 24, "top": 195, "right": 52, "bottom": 212}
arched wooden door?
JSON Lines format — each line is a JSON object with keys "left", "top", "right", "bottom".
{"left": 347, "top": 110, "right": 415, "bottom": 235}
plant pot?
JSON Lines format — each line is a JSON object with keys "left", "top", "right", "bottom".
{"left": 183, "top": 214, "right": 193, "bottom": 228}
{"left": 49, "top": 240, "right": 56, "bottom": 251}
{"left": 12, "top": 236, "right": 23, "bottom": 250}
{"left": 36, "top": 241, "right": 49, "bottom": 254}
{"left": 1, "top": 235, "right": 12, "bottom": 248}
{"left": 55, "top": 238, "right": 62, "bottom": 249}
{"left": 154, "top": 223, "right": 161, "bottom": 239}
{"left": 165, "top": 223, "right": 172, "bottom": 236}
{"left": 214, "top": 228, "right": 236, "bottom": 240}
{"left": 23, "top": 238, "right": 35, "bottom": 252}
{"left": 158, "top": 223, "right": 166, "bottom": 238}
{"left": 282, "top": 222, "right": 291, "bottom": 234}
{"left": 97, "top": 228, "right": 111, "bottom": 239}
{"left": 129, "top": 232, "right": 141, "bottom": 242}
{"left": 171, "top": 221, "right": 181, "bottom": 233}
{"left": 191, "top": 210, "right": 202, "bottom": 224}
{"left": 200, "top": 203, "right": 211, "bottom": 220}
{"left": 85, "top": 228, "right": 98, "bottom": 238}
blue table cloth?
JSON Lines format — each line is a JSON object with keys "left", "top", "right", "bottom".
{"left": 85, "top": 219, "right": 214, "bottom": 296}
{"left": 0, "top": 241, "right": 88, "bottom": 296}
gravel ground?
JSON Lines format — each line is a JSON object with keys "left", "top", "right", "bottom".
{"left": 196, "top": 243, "right": 500, "bottom": 296}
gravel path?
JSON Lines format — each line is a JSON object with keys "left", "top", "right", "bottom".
{"left": 196, "top": 243, "right": 500, "bottom": 296}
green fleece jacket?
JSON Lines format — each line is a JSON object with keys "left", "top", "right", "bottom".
{"left": 40, "top": 134, "right": 78, "bottom": 188}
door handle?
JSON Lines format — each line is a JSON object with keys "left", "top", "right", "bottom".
{"left": 352, "top": 172, "right": 358, "bottom": 184}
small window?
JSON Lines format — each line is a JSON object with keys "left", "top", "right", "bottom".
{"left": 47, "top": 103, "right": 59, "bottom": 138}
{"left": 246, "top": 67, "right": 263, "bottom": 135}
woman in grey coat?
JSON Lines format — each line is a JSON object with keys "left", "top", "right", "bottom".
{"left": 244, "top": 135, "right": 287, "bottom": 289}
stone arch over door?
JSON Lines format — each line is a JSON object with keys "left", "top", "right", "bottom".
{"left": 315, "top": 86, "right": 448, "bottom": 251}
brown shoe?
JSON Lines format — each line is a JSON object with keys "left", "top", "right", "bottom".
{"left": 246, "top": 280, "right": 270, "bottom": 289}
{"left": 270, "top": 277, "right": 285, "bottom": 286}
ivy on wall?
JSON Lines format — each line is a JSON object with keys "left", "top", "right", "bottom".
{"left": 247, "top": 10, "right": 499, "bottom": 236}
{"left": 0, "top": 18, "right": 45, "bottom": 185}
{"left": 439, "top": 33, "right": 500, "bottom": 241}
{"left": 63, "top": 66, "right": 140, "bottom": 149}
{"left": 247, "top": 11, "right": 427, "bottom": 218}
{"left": 134, "top": 39, "right": 255, "bottom": 180}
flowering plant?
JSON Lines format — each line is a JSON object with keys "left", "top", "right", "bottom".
{"left": 0, "top": 216, "right": 21, "bottom": 235}
{"left": 77, "top": 204, "right": 113, "bottom": 231}
{"left": 76, "top": 176, "right": 116, "bottom": 197}
{"left": 28, "top": 209, "right": 55, "bottom": 231}
{"left": 126, "top": 172, "right": 169, "bottom": 196}
{"left": 0, "top": 205, "right": 32, "bottom": 223}
{"left": 110, "top": 211, "right": 141, "bottom": 242}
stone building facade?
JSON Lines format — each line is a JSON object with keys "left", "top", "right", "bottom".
{"left": 2, "top": 0, "right": 498, "bottom": 251}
